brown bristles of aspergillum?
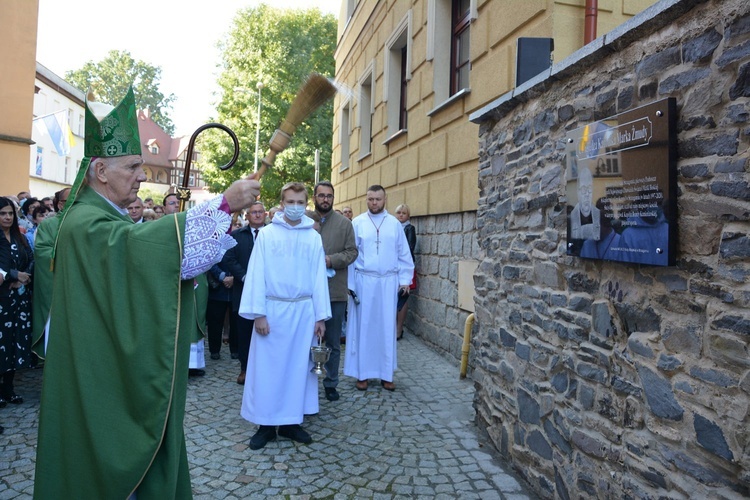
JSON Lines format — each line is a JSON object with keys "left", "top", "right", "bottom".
{"left": 257, "top": 73, "right": 338, "bottom": 179}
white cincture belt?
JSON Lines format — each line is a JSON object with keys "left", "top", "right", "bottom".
{"left": 267, "top": 295, "right": 311, "bottom": 302}
{"left": 355, "top": 269, "right": 398, "bottom": 278}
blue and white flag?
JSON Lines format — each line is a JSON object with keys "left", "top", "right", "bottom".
{"left": 34, "top": 110, "right": 72, "bottom": 156}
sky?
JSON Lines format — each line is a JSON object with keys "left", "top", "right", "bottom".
{"left": 36, "top": 0, "right": 339, "bottom": 136}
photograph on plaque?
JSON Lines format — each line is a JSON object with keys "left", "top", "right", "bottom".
{"left": 565, "top": 98, "right": 677, "bottom": 266}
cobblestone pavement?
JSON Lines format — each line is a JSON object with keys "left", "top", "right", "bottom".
{"left": 0, "top": 334, "right": 535, "bottom": 499}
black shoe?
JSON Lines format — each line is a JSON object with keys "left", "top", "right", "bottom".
{"left": 278, "top": 424, "right": 312, "bottom": 444}
{"left": 249, "top": 425, "right": 277, "bottom": 450}
{"left": 8, "top": 395, "right": 22, "bottom": 405}
{"left": 0, "top": 424, "right": 4, "bottom": 434}
{"left": 188, "top": 369, "right": 205, "bottom": 377}
{"left": 0, "top": 398, "right": 6, "bottom": 408}
{"left": 210, "top": 353, "right": 220, "bottom": 360}
{"left": 324, "top": 387, "right": 340, "bottom": 401}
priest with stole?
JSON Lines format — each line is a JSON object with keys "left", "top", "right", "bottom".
{"left": 32, "top": 87, "right": 260, "bottom": 499}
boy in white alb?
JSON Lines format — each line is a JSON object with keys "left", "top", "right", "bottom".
{"left": 239, "top": 182, "right": 331, "bottom": 450}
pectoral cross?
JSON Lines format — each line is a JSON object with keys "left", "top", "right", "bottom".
{"left": 368, "top": 214, "right": 386, "bottom": 255}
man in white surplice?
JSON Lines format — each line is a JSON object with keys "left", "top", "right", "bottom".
{"left": 239, "top": 182, "right": 331, "bottom": 450}
{"left": 344, "top": 185, "right": 414, "bottom": 391}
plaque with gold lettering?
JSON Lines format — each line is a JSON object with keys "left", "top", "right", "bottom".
{"left": 565, "top": 98, "right": 677, "bottom": 266}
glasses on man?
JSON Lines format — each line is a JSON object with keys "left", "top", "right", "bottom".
{"left": 315, "top": 194, "right": 334, "bottom": 200}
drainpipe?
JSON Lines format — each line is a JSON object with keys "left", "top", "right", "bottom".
{"left": 460, "top": 313, "right": 475, "bottom": 379}
{"left": 584, "top": 0, "right": 598, "bottom": 44}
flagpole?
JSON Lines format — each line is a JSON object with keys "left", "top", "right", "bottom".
{"left": 32, "top": 109, "right": 68, "bottom": 121}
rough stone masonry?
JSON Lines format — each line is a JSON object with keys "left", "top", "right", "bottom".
{"left": 469, "top": 0, "right": 750, "bottom": 498}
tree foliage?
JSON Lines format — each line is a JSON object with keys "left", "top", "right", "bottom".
{"left": 136, "top": 186, "right": 171, "bottom": 207}
{"left": 200, "top": 4, "right": 337, "bottom": 205}
{"left": 66, "top": 50, "right": 176, "bottom": 135}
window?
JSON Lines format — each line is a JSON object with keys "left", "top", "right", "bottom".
{"left": 427, "top": 0, "right": 476, "bottom": 109}
{"left": 78, "top": 114, "right": 84, "bottom": 136}
{"left": 451, "top": 0, "right": 471, "bottom": 95}
{"left": 149, "top": 141, "right": 160, "bottom": 155}
{"left": 400, "top": 47, "right": 408, "bottom": 130}
{"left": 345, "top": 0, "right": 357, "bottom": 24}
{"left": 34, "top": 147, "right": 43, "bottom": 176}
{"left": 358, "top": 64, "right": 374, "bottom": 158}
{"left": 384, "top": 11, "right": 412, "bottom": 139}
{"left": 340, "top": 100, "right": 351, "bottom": 172}
{"left": 64, "top": 157, "right": 70, "bottom": 183}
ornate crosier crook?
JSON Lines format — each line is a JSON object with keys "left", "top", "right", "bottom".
{"left": 178, "top": 124, "right": 240, "bottom": 212}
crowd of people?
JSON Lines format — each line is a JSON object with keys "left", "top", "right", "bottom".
{"left": 2, "top": 87, "right": 419, "bottom": 498}
{"left": 0, "top": 189, "right": 75, "bottom": 436}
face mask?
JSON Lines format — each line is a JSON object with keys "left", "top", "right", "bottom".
{"left": 284, "top": 204, "right": 305, "bottom": 221}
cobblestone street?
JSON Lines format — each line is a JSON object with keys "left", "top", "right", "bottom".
{"left": 0, "top": 334, "right": 535, "bottom": 499}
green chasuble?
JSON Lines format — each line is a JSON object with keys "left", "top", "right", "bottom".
{"left": 34, "top": 185, "right": 200, "bottom": 499}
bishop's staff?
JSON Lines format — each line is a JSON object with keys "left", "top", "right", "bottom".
{"left": 177, "top": 123, "right": 240, "bottom": 212}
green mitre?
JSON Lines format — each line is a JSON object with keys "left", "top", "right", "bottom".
{"left": 84, "top": 86, "right": 142, "bottom": 157}
{"left": 49, "top": 86, "right": 143, "bottom": 269}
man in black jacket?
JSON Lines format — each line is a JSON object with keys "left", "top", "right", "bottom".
{"left": 221, "top": 201, "right": 266, "bottom": 384}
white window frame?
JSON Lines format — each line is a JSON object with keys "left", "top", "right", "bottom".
{"left": 339, "top": 99, "right": 352, "bottom": 172}
{"left": 357, "top": 60, "right": 375, "bottom": 159}
{"left": 345, "top": 0, "right": 357, "bottom": 24}
{"left": 384, "top": 10, "right": 412, "bottom": 141}
{"left": 427, "top": 0, "right": 477, "bottom": 111}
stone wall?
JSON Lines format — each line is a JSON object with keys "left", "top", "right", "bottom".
{"left": 470, "top": 0, "right": 750, "bottom": 498}
{"left": 405, "top": 212, "right": 480, "bottom": 362}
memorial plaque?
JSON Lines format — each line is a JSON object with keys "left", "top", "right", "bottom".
{"left": 565, "top": 98, "right": 677, "bottom": 266}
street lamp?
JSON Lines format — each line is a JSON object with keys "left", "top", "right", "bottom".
{"left": 254, "top": 81, "right": 264, "bottom": 173}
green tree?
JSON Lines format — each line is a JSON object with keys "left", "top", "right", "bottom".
{"left": 136, "top": 186, "right": 171, "bottom": 207}
{"left": 66, "top": 50, "right": 176, "bottom": 135}
{"left": 200, "top": 4, "right": 337, "bottom": 205}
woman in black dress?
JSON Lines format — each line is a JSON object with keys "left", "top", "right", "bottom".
{"left": 0, "top": 197, "right": 35, "bottom": 413}
{"left": 395, "top": 204, "right": 416, "bottom": 340}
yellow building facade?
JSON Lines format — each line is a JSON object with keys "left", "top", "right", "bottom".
{"left": 0, "top": 0, "right": 40, "bottom": 196}
{"left": 331, "top": 0, "right": 654, "bottom": 216}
